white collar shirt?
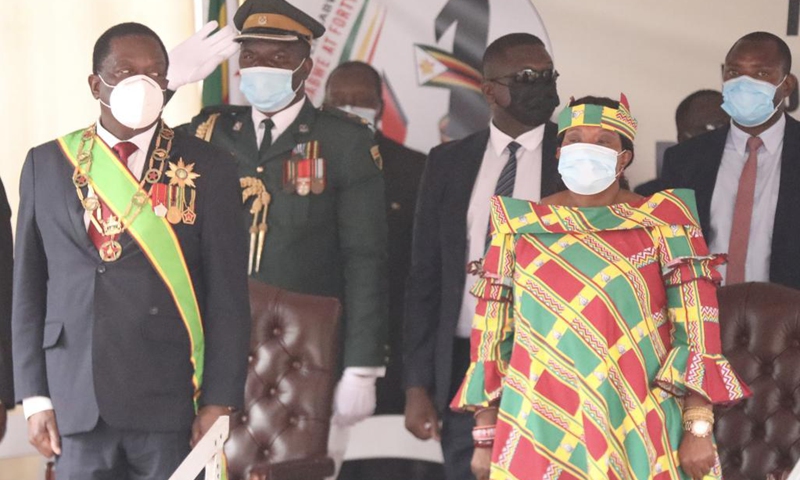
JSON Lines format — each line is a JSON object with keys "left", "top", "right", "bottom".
{"left": 455, "top": 121, "right": 545, "bottom": 337}
{"left": 709, "top": 115, "right": 785, "bottom": 284}
{"left": 251, "top": 97, "right": 306, "bottom": 148}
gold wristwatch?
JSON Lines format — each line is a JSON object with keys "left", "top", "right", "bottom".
{"left": 684, "top": 419, "right": 712, "bottom": 438}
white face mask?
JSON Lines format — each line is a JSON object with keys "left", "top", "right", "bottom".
{"left": 558, "top": 143, "right": 624, "bottom": 196}
{"left": 338, "top": 105, "right": 378, "bottom": 131}
{"left": 99, "top": 74, "right": 165, "bottom": 129}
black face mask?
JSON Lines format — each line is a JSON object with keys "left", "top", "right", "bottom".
{"left": 503, "top": 80, "right": 560, "bottom": 127}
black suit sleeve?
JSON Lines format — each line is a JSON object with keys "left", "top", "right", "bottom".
{"left": 403, "top": 149, "right": 444, "bottom": 391}
{"left": 660, "top": 144, "right": 687, "bottom": 189}
{"left": 12, "top": 150, "right": 50, "bottom": 402}
{"left": 197, "top": 148, "right": 251, "bottom": 410}
{"left": 0, "top": 178, "right": 13, "bottom": 405}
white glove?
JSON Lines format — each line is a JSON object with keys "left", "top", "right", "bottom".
{"left": 167, "top": 21, "right": 240, "bottom": 90}
{"left": 332, "top": 370, "right": 377, "bottom": 427}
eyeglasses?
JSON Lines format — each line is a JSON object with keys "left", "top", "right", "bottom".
{"left": 489, "top": 68, "right": 559, "bottom": 86}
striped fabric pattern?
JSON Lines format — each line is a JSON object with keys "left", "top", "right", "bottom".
{"left": 557, "top": 103, "right": 638, "bottom": 142}
{"left": 452, "top": 189, "right": 750, "bottom": 480}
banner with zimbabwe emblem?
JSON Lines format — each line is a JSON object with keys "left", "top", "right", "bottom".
{"left": 294, "top": 0, "right": 552, "bottom": 153}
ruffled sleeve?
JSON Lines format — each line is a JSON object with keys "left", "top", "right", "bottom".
{"left": 450, "top": 225, "right": 516, "bottom": 412}
{"left": 652, "top": 224, "right": 751, "bottom": 404}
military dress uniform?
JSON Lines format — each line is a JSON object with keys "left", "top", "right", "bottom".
{"left": 181, "top": 100, "right": 389, "bottom": 370}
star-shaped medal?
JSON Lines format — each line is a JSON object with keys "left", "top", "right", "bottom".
{"left": 165, "top": 158, "right": 200, "bottom": 188}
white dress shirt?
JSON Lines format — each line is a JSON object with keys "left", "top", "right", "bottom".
{"left": 455, "top": 122, "right": 545, "bottom": 338}
{"left": 252, "top": 97, "right": 306, "bottom": 148}
{"left": 709, "top": 115, "right": 785, "bottom": 284}
{"left": 24, "top": 120, "right": 159, "bottom": 419}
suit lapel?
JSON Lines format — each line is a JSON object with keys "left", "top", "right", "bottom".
{"left": 695, "top": 126, "right": 729, "bottom": 236}
{"left": 451, "top": 129, "right": 490, "bottom": 272}
{"left": 540, "top": 121, "right": 559, "bottom": 198}
{"left": 237, "top": 114, "right": 259, "bottom": 168}
{"left": 770, "top": 115, "right": 800, "bottom": 285}
{"left": 64, "top": 181, "right": 97, "bottom": 254}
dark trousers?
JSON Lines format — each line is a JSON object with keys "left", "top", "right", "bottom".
{"left": 55, "top": 418, "right": 190, "bottom": 480}
{"left": 441, "top": 337, "right": 476, "bottom": 480}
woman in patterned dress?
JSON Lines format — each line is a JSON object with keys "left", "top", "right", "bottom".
{"left": 452, "top": 96, "right": 750, "bottom": 480}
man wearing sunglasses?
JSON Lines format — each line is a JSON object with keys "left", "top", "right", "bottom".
{"left": 404, "top": 32, "right": 562, "bottom": 480}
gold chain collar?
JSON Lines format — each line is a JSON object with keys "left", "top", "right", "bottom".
{"left": 71, "top": 121, "right": 175, "bottom": 261}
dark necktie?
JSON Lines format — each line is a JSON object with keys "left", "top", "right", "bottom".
{"left": 259, "top": 118, "right": 275, "bottom": 156}
{"left": 494, "top": 141, "right": 520, "bottom": 197}
{"left": 485, "top": 141, "right": 521, "bottom": 249}
{"left": 727, "top": 136, "right": 763, "bottom": 284}
{"left": 88, "top": 141, "right": 138, "bottom": 251}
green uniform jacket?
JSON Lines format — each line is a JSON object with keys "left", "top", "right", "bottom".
{"left": 180, "top": 99, "right": 389, "bottom": 368}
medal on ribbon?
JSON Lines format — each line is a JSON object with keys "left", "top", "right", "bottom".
{"left": 164, "top": 158, "right": 200, "bottom": 225}
{"left": 282, "top": 141, "right": 326, "bottom": 196}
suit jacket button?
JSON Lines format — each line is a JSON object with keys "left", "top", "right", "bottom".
{"left": 97, "top": 264, "right": 107, "bottom": 274}
{"left": 256, "top": 166, "right": 264, "bottom": 173}
{"left": 149, "top": 307, "right": 159, "bottom": 315}
{"left": 390, "top": 202, "right": 401, "bottom": 211}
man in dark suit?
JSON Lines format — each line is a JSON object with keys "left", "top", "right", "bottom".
{"left": 12, "top": 23, "right": 250, "bottom": 479}
{"left": 403, "top": 33, "right": 562, "bottom": 480}
{"left": 324, "top": 61, "right": 426, "bottom": 416}
{"left": 661, "top": 32, "right": 800, "bottom": 290}
{"left": 0, "top": 177, "right": 12, "bottom": 444}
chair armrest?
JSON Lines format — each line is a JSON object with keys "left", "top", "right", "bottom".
{"left": 246, "top": 456, "right": 335, "bottom": 480}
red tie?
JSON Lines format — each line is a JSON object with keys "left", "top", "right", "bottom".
{"left": 726, "top": 136, "right": 762, "bottom": 284}
{"left": 88, "top": 142, "right": 138, "bottom": 252}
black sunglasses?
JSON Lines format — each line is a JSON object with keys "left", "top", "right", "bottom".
{"left": 489, "top": 68, "right": 559, "bottom": 86}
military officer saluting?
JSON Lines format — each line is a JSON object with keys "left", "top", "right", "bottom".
{"left": 180, "top": 0, "right": 389, "bottom": 474}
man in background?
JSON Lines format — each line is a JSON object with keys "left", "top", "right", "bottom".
{"left": 324, "top": 61, "right": 426, "bottom": 417}
{"left": 676, "top": 89, "right": 730, "bottom": 143}
{"left": 634, "top": 89, "right": 729, "bottom": 196}
{"left": 661, "top": 31, "right": 800, "bottom": 289}
{"left": 403, "top": 33, "right": 562, "bottom": 479}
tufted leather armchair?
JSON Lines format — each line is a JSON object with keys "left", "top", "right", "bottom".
{"left": 715, "top": 282, "right": 800, "bottom": 480}
{"left": 225, "top": 279, "right": 341, "bottom": 480}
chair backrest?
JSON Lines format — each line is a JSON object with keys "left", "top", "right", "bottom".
{"left": 715, "top": 282, "right": 800, "bottom": 480}
{"left": 224, "top": 280, "right": 341, "bottom": 480}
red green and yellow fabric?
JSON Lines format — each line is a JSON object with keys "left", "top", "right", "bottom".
{"left": 451, "top": 189, "right": 750, "bottom": 480}
{"left": 557, "top": 94, "right": 638, "bottom": 142}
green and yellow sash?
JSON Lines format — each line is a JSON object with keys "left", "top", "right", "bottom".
{"left": 57, "top": 127, "right": 205, "bottom": 409}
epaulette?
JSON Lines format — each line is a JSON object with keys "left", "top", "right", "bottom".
{"left": 320, "top": 105, "right": 372, "bottom": 128}
{"left": 195, "top": 113, "right": 220, "bottom": 141}
{"left": 194, "top": 105, "right": 250, "bottom": 141}
{"left": 198, "top": 104, "right": 250, "bottom": 116}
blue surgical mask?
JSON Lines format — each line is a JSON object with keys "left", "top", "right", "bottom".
{"left": 239, "top": 59, "right": 305, "bottom": 113}
{"left": 722, "top": 75, "right": 786, "bottom": 127}
{"left": 558, "top": 143, "right": 623, "bottom": 195}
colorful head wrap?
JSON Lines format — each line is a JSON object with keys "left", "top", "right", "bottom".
{"left": 557, "top": 93, "right": 638, "bottom": 142}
